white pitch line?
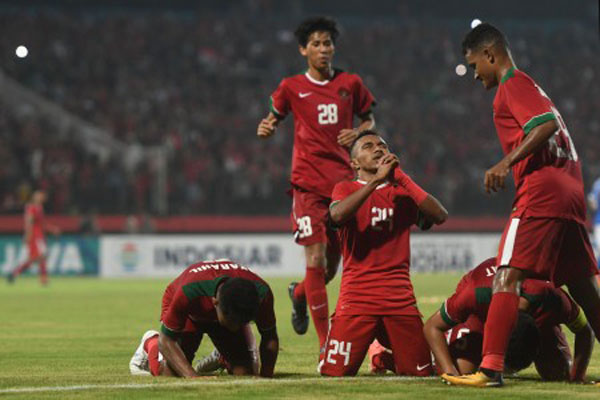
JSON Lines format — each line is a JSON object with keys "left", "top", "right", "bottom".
{"left": 0, "top": 376, "right": 437, "bottom": 394}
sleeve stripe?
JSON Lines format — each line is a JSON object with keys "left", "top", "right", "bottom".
{"left": 566, "top": 307, "right": 588, "bottom": 333}
{"left": 439, "top": 301, "right": 458, "bottom": 327}
{"left": 523, "top": 112, "right": 556, "bottom": 135}
{"left": 160, "top": 323, "right": 180, "bottom": 339}
{"left": 329, "top": 200, "right": 340, "bottom": 211}
{"left": 269, "top": 96, "right": 285, "bottom": 118}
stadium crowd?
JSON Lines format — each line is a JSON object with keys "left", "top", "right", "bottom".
{"left": 0, "top": 9, "right": 598, "bottom": 215}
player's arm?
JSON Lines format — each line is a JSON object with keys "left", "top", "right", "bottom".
{"left": 329, "top": 154, "right": 398, "bottom": 225}
{"left": 423, "top": 310, "right": 459, "bottom": 376}
{"left": 337, "top": 112, "right": 375, "bottom": 147}
{"left": 258, "top": 327, "right": 279, "bottom": 378}
{"left": 158, "top": 329, "right": 198, "bottom": 378}
{"left": 394, "top": 168, "right": 448, "bottom": 226}
{"left": 257, "top": 112, "right": 281, "bottom": 139}
{"left": 484, "top": 119, "right": 558, "bottom": 194}
{"left": 567, "top": 309, "right": 594, "bottom": 382}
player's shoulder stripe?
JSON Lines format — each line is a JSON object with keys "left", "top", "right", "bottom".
{"left": 182, "top": 276, "right": 228, "bottom": 299}
{"left": 439, "top": 301, "right": 458, "bottom": 327}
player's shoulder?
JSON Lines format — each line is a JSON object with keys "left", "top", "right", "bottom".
{"left": 333, "top": 179, "right": 360, "bottom": 192}
{"left": 501, "top": 68, "right": 537, "bottom": 91}
{"left": 334, "top": 69, "right": 365, "bottom": 84}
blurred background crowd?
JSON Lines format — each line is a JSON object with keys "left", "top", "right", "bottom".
{"left": 0, "top": 0, "right": 598, "bottom": 217}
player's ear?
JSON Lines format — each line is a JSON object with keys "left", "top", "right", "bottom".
{"left": 350, "top": 158, "right": 360, "bottom": 172}
{"left": 212, "top": 297, "right": 219, "bottom": 307}
{"left": 298, "top": 45, "right": 308, "bottom": 57}
{"left": 483, "top": 47, "right": 495, "bottom": 65}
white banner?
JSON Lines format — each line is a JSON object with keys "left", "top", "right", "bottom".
{"left": 99, "top": 233, "right": 502, "bottom": 278}
{"left": 100, "top": 234, "right": 305, "bottom": 278}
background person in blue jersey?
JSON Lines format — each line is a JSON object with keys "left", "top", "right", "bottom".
{"left": 588, "top": 177, "right": 600, "bottom": 268}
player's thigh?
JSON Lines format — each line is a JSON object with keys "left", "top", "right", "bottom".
{"left": 320, "top": 314, "right": 378, "bottom": 377}
{"left": 382, "top": 315, "right": 433, "bottom": 376}
{"left": 534, "top": 326, "right": 571, "bottom": 381}
{"left": 555, "top": 221, "right": 598, "bottom": 286}
{"left": 497, "top": 217, "right": 563, "bottom": 282}
{"left": 291, "top": 188, "right": 330, "bottom": 248}
{"left": 206, "top": 323, "right": 255, "bottom": 375}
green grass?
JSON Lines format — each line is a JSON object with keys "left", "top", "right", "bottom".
{"left": 0, "top": 274, "right": 599, "bottom": 399}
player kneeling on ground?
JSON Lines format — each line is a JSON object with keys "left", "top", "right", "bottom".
{"left": 422, "top": 258, "right": 594, "bottom": 385}
{"left": 129, "top": 259, "right": 279, "bottom": 378}
{"left": 320, "top": 131, "right": 448, "bottom": 376}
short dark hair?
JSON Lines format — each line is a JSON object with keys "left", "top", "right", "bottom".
{"left": 349, "top": 130, "right": 380, "bottom": 158}
{"left": 462, "top": 22, "right": 508, "bottom": 55}
{"left": 218, "top": 278, "right": 260, "bottom": 325}
{"left": 505, "top": 311, "right": 540, "bottom": 371}
{"left": 294, "top": 16, "right": 339, "bottom": 48}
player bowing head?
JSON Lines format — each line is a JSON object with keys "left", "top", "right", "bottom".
{"left": 214, "top": 277, "right": 260, "bottom": 332}
{"left": 295, "top": 16, "right": 339, "bottom": 73}
{"left": 462, "top": 23, "right": 512, "bottom": 90}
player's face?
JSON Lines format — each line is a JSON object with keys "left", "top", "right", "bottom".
{"left": 351, "top": 135, "right": 390, "bottom": 173}
{"left": 299, "top": 31, "right": 335, "bottom": 70}
{"left": 465, "top": 48, "right": 498, "bottom": 90}
{"left": 213, "top": 299, "right": 243, "bottom": 332}
{"left": 33, "top": 191, "right": 47, "bottom": 204}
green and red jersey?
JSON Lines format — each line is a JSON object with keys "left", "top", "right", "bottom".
{"left": 269, "top": 69, "right": 376, "bottom": 198}
{"left": 441, "top": 258, "right": 584, "bottom": 333}
{"left": 160, "top": 260, "right": 275, "bottom": 338}
{"left": 493, "top": 67, "right": 586, "bottom": 223}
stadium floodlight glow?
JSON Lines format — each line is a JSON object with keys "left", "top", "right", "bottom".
{"left": 455, "top": 64, "right": 467, "bottom": 76}
{"left": 15, "top": 45, "right": 28, "bottom": 58}
{"left": 471, "top": 19, "right": 482, "bottom": 29}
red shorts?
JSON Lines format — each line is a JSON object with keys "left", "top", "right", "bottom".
{"left": 497, "top": 217, "right": 598, "bottom": 286}
{"left": 291, "top": 187, "right": 339, "bottom": 249}
{"left": 533, "top": 325, "right": 572, "bottom": 381}
{"left": 28, "top": 238, "right": 46, "bottom": 258}
{"left": 319, "top": 314, "right": 432, "bottom": 376}
{"left": 160, "top": 286, "right": 256, "bottom": 371}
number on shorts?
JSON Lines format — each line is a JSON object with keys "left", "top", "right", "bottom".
{"left": 317, "top": 104, "right": 338, "bottom": 125}
{"left": 326, "top": 340, "right": 352, "bottom": 366}
{"left": 296, "top": 216, "right": 313, "bottom": 239}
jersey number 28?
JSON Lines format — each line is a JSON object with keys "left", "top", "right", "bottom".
{"left": 317, "top": 104, "right": 338, "bottom": 125}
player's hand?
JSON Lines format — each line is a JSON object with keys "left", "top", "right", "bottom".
{"left": 484, "top": 159, "right": 510, "bottom": 194}
{"left": 337, "top": 128, "right": 359, "bottom": 147}
{"left": 257, "top": 118, "right": 276, "bottom": 138}
{"left": 373, "top": 154, "right": 399, "bottom": 184}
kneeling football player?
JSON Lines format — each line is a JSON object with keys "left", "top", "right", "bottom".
{"left": 129, "top": 259, "right": 279, "bottom": 378}
{"left": 320, "top": 131, "right": 448, "bottom": 376}
{"left": 423, "top": 258, "right": 594, "bottom": 384}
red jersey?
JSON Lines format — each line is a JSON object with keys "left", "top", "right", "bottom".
{"left": 25, "top": 203, "right": 44, "bottom": 241}
{"left": 160, "top": 260, "right": 276, "bottom": 338}
{"left": 493, "top": 67, "right": 586, "bottom": 223}
{"left": 270, "top": 69, "right": 376, "bottom": 198}
{"left": 441, "top": 258, "right": 581, "bottom": 332}
{"left": 331, "top": 179, "right": 420, "bottom": 316}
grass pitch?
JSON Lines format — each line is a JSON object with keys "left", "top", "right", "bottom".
{"left": 0, "top": 274, "right": 599, "bottom": 399}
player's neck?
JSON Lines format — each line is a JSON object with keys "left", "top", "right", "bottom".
{"left": 496, "top": 56, "right": 516, "bottom": 85}
{"left": 307, "top": 66, "right": 333, "bottom": 82}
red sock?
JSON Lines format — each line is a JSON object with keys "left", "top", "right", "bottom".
{"left": 144, "top": 336, "right": 161, "bottom": 376}
{"left": 293, "top": 281, "right": 306, "bottom": 301}
{"left": 480, "top": 292, "right": 519, "bottom": 372}
{"left": 305, "top": 266, "right": 329, "bottom": 349}
{"left": 13, "top": 260, "right": 32, "bottom": 277}
{"left": 39, "top": 260, "right": 48, "bottom": 285}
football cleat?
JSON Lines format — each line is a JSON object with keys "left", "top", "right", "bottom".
{"left": 288, "top": 282, "right": 309, "bottom": 335}
{"left": 441, "top": 370, "right": 504, "bottom": 387}
{"left": 129, "top": 330, "right": 159, "bottom": 376}
{"left": 195, "top": 348, "right": 226, "bottom": 374}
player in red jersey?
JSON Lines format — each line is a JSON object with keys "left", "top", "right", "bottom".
{"left": 257, "top": 17, "right": 377, "bottom": 350}
{"left": 319, "top": 131, "right": 448, "bottom": 376}
{"left": 423, "top": 258, "right": 594, "bottom": 383}
{"left": 129, "top": 260, "right": 279, "bottom": 378}
{"left": 7, "top": 189, "right": 59, "bottom": 285}
{"left": 443, "top": 23, "right": 600, "bottom": 387}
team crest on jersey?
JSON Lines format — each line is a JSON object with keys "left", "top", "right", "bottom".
{"left": 338, "top": 88, "right": 350, "bottom": 98}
